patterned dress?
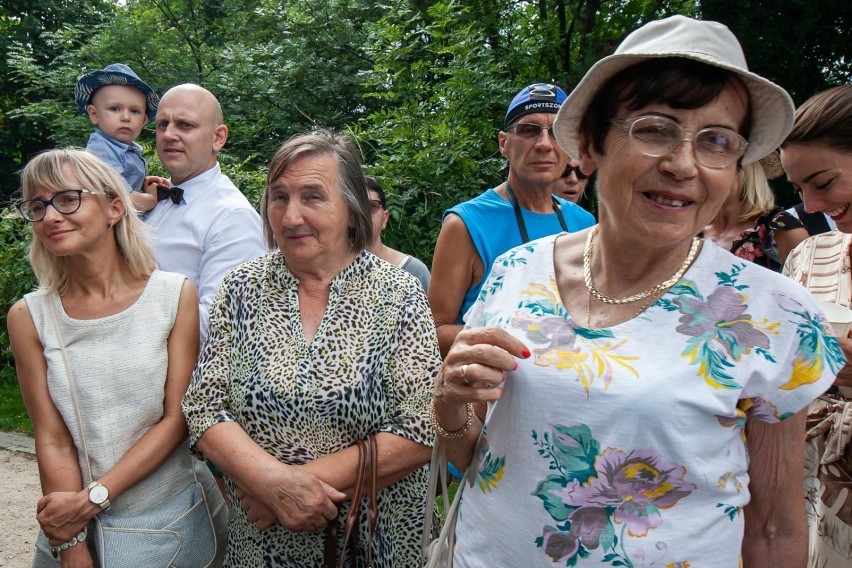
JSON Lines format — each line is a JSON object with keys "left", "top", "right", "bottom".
{"left": 182, "top": 251, "right": 440, "bottom": 567}
{"left": 452, "top": 234, "right": 841, "bottom": 567}
{"left": 729, "top": 207, "right": 804, "bottom": 272}
{"left": 784, "top": 230, "right": 852, "bottom": 567}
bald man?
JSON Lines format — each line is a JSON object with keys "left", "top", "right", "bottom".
{"left": 144, "top": 84, "right": 267, "bottom": 339}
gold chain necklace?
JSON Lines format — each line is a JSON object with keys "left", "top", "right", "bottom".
{"left": 586, "top": 288, "right": 657, "bottom": 328}
{"left": 583, "top": 226, "right": 701, "bottom": 305}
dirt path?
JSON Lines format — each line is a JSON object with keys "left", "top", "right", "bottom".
{"left": 0, "top": 449, "right": 40, "bottom": 566}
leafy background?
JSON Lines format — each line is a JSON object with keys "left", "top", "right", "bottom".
{"left": 1, "top": 0, "right": 850, "bottom": 427}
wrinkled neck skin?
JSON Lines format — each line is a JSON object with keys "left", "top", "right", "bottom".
{"left": 592, "top": 212, "right": 701, "bottom": 291}
{"left": 499, "top": 170, "right": 555, "bottom": 214}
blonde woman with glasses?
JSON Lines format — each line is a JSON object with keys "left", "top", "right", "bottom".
{"left": 9, "top": 149, "right": 226, "bottom": 567}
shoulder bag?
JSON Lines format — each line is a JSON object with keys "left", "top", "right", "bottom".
{"left": 49, "top": 301, "right": 219, "bottom": 567}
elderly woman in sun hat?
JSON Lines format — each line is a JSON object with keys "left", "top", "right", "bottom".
{"left": 430, "top": 15, "right": 842, "bottom": 567}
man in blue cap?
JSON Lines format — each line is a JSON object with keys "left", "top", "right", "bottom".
{"left": 429, "top": 83, "right": 595, "bottom": 356}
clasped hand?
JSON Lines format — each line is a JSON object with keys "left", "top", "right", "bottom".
{"left": 237, "top": 465, "right": 345, "bottom": 533}
{"left": 37, "top": 490, "right": 93, "bottom": 544}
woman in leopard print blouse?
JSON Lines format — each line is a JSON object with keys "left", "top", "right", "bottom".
{"left": 183, "top": 130, "right": 441, "bottom": 567}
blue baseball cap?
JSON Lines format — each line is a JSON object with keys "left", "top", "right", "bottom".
{"left": 504, "top": 83, "right": 568, "bottom": 128}
{"left": 74, "top": 63, "right": 160, "bottom": 124}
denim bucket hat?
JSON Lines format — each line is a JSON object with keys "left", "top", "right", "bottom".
{"left": 553, "top": 15, "right": 794, "bottom": 165}
{"left": 74, "top": 63, "right": 160, "bottom": 124}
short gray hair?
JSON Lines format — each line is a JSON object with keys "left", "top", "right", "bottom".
{"left": 261, "top": 129, "right": 372, "bottom": 251}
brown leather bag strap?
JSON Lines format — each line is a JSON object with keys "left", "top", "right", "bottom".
{"left": 322, "top": 436, "right": 379, "bottom": 568}
{"left": 323, "top": 521, "right": 339, "bottom": 568}
{"left": 364, "top": 434, "right": 378, "bottom": 568}
{"left": 337, "top": 438, "right": 368, "bottom": 568}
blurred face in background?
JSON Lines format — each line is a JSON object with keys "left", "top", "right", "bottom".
{"left": 552, "top": 161, "right": 590, "bottom": 203}
{"left": 368, "top": 190, "right": 389, "bottom": 244}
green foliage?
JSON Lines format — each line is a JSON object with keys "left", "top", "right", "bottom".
{"left": 701, "top": 0, "right": 852, "bottom": 104}
{"left": 0, "top": 207, "right": 36, "bottom": 389}
{"left": 1, "top": 0, "right": 851, "bottom": 433}
{"left": 355, "top": 1, "right": 511, "bottom": 263}
{"left": 0, "top": 380, "right": 31, "bottom": 434}
{"left": 0, "top": 1, "right": 115, "bottom": 198}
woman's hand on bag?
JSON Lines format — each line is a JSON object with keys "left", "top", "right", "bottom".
{"left": 59, "top": 543, "right": 95, "bottom": 568}
{"left": 37, "top": 490, "right": 95, "bottom": 543}
{"left": 236, "top": 485, "right": 277, "bottom": 531}
{"left": 263, "top": 466, "right": 346, "bottom": 533}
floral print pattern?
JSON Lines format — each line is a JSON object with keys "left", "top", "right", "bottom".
{"left": 512, "top": 277, "right": 639, "bottom": 395}
{"left": 729, "top": 207, "right": 804, "bottom": 272}
{"left": 532, "top": 423, "right": 696, "bottom": 566}
{"left": 451, "top": 235, "right": 841, "bottom": 567}
{"left": 665, "top": 266, "right": 778, "bottom": 389}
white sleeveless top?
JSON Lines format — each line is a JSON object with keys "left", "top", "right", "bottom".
{"left": 25, "top": 270, "right": 196, "bottom": 515}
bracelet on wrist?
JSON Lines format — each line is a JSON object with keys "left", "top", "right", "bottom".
{"left": 51, "top": 528, "right": 87, "bottom": 558}
{"left": 429, "top": 399, "right": 475, "bottom": 439}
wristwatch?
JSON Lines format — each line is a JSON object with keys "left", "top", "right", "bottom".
{"left": 87, "top": 481, "right": 111, "bottom": 511}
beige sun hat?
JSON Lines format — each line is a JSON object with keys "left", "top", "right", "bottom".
{"left": 553, "top": 15, "right": 794, "bottom": 165}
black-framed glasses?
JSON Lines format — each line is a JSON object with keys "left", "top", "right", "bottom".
{"left": 506, "top": 123, "right": 556, "bottom": 139}
{"left": 610, "top": 115, "right": 748, "bottom": 169}
{"left": 561, "top": 164, "right": 589, "bottom": 181}
{"left": 369, "top": 199, "right": 383, "bottom": 213}
{"left": 17, "top": 189, "right": 92, "bottom": 222}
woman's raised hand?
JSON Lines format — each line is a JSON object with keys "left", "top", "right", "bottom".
{"left": 434, "top": 327, "right": 530, "bottom": 415}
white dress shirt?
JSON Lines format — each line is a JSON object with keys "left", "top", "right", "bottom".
{"left": 144, "top": 163, "right": 268, "bottom": 339}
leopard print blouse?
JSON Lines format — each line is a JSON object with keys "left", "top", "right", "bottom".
{"left": 183, "top": 250, "right": 440, "bottom": 567}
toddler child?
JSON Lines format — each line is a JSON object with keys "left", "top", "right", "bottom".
{"left": 74, "top": 63, "right": 160, "bottom": 213}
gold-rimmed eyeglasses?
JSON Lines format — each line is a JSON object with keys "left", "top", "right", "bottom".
{"left": 610, "top": 115, "right": 747, "bottom": 169}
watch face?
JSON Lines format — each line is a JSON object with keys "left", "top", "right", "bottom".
{"left": 89, "top": 484, "right": 109, "bottom": 504}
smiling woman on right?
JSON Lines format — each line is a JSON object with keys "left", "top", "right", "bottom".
{"left": 781, "top": 84, "right": 852, "bottom": 568}
{"left": 431, "top": 16, "right": 842, "bottom": 567}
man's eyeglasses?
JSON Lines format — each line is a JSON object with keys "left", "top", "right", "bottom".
{"left": 17, "top": 189, "right": 94, "bottom": 223}
{"left": 561, "top": 165, "right": 589, "bottom": 181}
{"left": 610, "top": 115, "right": 747, "bottom": 169}
{"left": 369, "top": 199, "right": 383, "bottom": 213}
{"left": 506, "top": 123, "right": 556, "bottom": 139}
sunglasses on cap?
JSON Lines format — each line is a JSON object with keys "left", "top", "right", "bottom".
{"left": 561, "top": 164, "right": 589, "bottom": 181}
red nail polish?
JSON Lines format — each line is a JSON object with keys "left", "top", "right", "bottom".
{"left": 513, "top": 361, "right": 518, "bottom": 371}
{"left": 521, "top": 347, "right": 531, "bottom": 358}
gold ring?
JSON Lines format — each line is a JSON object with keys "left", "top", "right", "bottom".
{"left": 460, "top": 364, "right": 468, "bottom": 384}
